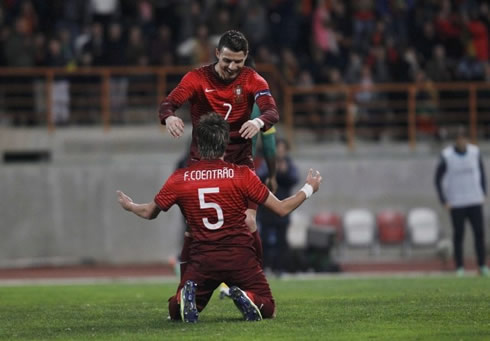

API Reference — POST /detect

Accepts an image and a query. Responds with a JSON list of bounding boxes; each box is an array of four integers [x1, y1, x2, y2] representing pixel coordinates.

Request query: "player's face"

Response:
[[215, 47, 247, 80]]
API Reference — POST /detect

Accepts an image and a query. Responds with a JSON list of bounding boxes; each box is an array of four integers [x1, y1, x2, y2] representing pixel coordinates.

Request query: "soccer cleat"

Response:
[[456, 267, 465, 277], [229, 286, 262, 321], [480, 266, 489, 277], [180, 280, 198, 323], [219, 283, 231, 299]]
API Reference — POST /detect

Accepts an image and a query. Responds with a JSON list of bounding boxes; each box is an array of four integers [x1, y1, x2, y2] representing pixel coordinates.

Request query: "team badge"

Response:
[[234, 85, 243, 104]]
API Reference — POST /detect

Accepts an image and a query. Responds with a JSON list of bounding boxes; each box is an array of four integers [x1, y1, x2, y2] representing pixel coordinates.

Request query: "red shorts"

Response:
[[168, 259, 275, 319]]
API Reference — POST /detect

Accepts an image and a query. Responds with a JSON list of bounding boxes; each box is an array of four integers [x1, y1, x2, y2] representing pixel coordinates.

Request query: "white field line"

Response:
[[0, 270, 478, 287]]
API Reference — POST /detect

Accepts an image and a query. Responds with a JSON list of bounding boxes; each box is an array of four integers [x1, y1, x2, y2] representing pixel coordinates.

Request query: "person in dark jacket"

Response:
[[257, 138, 299, 275]]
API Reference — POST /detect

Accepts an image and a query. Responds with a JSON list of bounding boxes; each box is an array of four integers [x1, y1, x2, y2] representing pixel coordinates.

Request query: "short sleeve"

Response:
[[248, 71, 272, 101], [243, 167, 270, 204], [166, 71, 198, 106], [154, 174, 179, 211]]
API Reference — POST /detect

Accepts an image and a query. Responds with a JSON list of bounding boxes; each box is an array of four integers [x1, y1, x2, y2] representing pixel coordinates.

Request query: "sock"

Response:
[[252, 231, 263, 266]]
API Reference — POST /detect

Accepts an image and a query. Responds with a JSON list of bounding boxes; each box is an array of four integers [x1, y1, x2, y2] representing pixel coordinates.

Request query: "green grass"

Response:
[[0, 276, 489, 340]]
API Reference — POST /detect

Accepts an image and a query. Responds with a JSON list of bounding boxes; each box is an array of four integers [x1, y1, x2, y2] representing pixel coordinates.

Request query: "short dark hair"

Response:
[[217, 30, 248, 54], [197, 112, 229, 159]]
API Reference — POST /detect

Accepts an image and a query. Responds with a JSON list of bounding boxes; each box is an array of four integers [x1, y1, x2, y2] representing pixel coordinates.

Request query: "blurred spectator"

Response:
[[104, 22, 125, 66], [150, 24, 175, 66], [54, 0, 90, 42], [5, 17, 34, 66], [312, 0, 339, 56], [257, 138, 299, 276], [125, 25, 148, 66], [267, 0, 300, 51], [455, 52, 485, 81], [255, 44, 279, 65], [105, 22, 128, 122], [47, 38, 70, 125], [344, 52, 363, 84], [352, 0, 375, 54], [177, 24, 216, 66], [425, 45, 453, 82], [464, 11, 488, 62], [279, 48, 301, 85], [177, 0, 206, 44], [322, 68, 347, 139], [81, 22, 105, 66], [59, 27, 75, 65], [434, 0, 464, 60], [207, 6, 236, 39], [18, 0, 38, 35], [401, 47, 421, 82], [241, 2, 268, 51], [32, 32, 47, 66], [89, 0, 120, 28], [415, 21, 441, 66], [297, 69, 323, 141], [414, 70, 439, 139], [367, 46, 391, 83], [135, 0, 155, 37]]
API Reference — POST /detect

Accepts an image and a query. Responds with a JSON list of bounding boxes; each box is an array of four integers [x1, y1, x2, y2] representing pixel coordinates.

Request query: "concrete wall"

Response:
[[1, 127, 488, 267], [0, 155, 474, 267]]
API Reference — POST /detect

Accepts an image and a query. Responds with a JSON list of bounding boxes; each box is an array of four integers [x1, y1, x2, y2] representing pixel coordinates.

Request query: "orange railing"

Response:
[[284, 82, 490, 149], [1, 65, 489, 150]]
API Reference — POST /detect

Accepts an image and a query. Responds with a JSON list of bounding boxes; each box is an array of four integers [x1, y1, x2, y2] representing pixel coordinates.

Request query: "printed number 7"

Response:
[[223, 103, 232, 120], [198, 187, 224, 230]]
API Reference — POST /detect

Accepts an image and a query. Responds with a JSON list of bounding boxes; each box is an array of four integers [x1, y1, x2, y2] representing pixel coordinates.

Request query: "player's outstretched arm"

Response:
[[117, 190, 161, 220], [263, 168, 322, 217]]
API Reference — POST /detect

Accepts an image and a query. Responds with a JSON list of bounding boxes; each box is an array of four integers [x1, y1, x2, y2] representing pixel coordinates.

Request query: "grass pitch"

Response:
[[0, 275, 489, 340]]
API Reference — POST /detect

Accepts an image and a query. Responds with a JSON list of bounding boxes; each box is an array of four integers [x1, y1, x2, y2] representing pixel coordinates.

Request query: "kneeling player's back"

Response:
[[154, 159, 269, 243]]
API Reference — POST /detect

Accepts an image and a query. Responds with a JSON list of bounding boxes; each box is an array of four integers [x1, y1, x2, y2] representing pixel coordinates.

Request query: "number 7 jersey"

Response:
[[159, 64, 279, 169], [154, 159, 269, 246]]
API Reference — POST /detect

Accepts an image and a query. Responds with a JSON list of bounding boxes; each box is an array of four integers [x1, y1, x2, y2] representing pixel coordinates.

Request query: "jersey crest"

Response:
[[234, 84, 244, 104]]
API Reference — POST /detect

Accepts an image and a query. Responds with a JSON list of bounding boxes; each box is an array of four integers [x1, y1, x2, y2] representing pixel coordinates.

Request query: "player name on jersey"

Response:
[[184, 167, 235, 181]]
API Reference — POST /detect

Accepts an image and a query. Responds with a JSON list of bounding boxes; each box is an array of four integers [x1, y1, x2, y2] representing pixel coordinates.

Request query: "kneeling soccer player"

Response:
[[117, 113, 322, 322]]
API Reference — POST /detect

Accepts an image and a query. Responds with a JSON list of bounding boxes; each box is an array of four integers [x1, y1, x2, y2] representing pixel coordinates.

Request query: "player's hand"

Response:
[[239, 120, 261, 139], [117, 190, 134, 211], [265, 176, 278, 194], [306, 168, 322, 193], [165, 116, 185, 138]]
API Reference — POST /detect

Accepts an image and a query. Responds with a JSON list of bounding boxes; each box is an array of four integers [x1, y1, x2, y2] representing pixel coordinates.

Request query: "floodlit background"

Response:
[[0, 0, 489, 273]]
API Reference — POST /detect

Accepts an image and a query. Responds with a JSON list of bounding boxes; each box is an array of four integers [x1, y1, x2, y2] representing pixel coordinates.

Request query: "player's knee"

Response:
[[261, 300, 276, 319], [168, 295, 181, 321]]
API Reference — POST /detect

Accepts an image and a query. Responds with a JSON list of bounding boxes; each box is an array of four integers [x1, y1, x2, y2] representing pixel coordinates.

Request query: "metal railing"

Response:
[[1, 65, 489, 150]]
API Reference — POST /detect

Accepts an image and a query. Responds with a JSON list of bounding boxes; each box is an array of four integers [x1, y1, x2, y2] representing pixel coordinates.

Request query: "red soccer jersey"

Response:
[[159, 64, 279, 169], [154, 159, 270, 270]]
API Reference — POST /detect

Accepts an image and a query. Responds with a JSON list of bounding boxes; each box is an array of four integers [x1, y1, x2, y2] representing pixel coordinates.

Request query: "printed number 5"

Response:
[[198, 187, 224, 230], [223, 103, 232, 120]]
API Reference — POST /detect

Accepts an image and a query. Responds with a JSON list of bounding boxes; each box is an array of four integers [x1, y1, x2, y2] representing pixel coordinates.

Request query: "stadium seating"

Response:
[[376, 209, 408, 255], [406, 207, 440, 252], [306, 211, 342, 267], [286, 211, 310, 249], [310, 211, 343, 242], [342, 209, 379, 254]]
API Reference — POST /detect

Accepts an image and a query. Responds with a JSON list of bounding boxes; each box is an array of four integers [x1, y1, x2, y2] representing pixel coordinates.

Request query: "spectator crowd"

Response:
[[1, 0, 490, 85]]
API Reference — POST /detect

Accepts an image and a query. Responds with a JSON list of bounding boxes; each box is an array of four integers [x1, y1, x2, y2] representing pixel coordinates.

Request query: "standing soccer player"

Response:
[[117, 113, 322, 322], [159, 30, 279, 272]]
